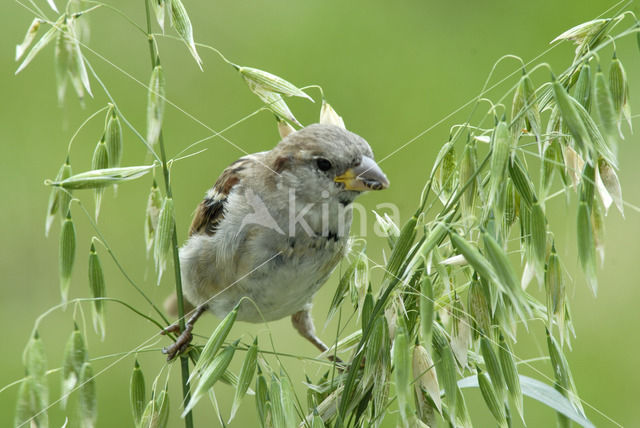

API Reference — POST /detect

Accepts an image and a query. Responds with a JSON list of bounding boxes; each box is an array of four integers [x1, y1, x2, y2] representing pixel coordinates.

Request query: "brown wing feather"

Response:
[[188, 157, 251, 236]]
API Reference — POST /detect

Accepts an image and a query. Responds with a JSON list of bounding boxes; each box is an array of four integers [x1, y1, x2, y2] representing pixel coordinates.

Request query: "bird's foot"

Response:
[[161, 323, 194, 361], [161, 304, 208, 361]]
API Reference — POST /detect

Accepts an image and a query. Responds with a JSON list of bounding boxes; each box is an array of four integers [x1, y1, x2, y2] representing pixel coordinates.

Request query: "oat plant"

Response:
[[8, 1, 640, 427]]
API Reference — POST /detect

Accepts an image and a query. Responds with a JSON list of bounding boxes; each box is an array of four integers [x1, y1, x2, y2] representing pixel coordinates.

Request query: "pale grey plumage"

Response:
[[164, 123, 388, 358]]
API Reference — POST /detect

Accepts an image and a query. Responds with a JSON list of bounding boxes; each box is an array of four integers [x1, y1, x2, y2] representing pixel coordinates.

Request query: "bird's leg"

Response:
[[161, 304, 208, 361], [291, 309, 343, 364]]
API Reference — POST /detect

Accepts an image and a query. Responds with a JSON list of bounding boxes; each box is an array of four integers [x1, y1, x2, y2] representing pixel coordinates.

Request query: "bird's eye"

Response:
[[315, 158, 332, 171]]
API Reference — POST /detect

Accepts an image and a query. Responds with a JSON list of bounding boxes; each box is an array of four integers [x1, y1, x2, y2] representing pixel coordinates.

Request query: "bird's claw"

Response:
[[161, 326, 193, 361], [161, 322, 181, 335], [161, 305, 208, 361]]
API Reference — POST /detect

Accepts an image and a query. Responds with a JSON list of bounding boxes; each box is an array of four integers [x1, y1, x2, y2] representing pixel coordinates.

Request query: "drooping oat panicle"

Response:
[[362, 315, 386, 389], [546, 329, 584, 416], [435, 144, 457, 204], [91, 138, 109, 220], [139, 399, 154, 428], [482, 231, 529, 320], [591, 196, 606, 267], [59, 213, 76, 303], [573, 62, 592, 111], [79, 362, 97, 428], [594, 161, 613, 213], [413, 344, 441, 413], [16, 17, 63, 75], [530, 201, 547, 280], [432, 324, 457, 417], [190, 305, 238, 382], [609, 52, 631, 135], [269, 374, 287, 428], [184, 341, 239, 415], [521, 72, 541, 139], [327, 252, 358, 323], [511, 76, 525, 134], [541, 140, 562, 197], [419, 275, 434, 351], [573, 100, 617, 168], [551, 16, 620, 59], [22, 332, 49, 427], [374, 211, 401, 248], [393, 324, 413, 427], [480, 337, 506, 401], [450, 232, 502, 293], [459, 143, 478, 219], [47, 165, 155, 190], [277, 117, 296, 139], [320, 100, 346, 129], [229, 338, 258, 422], [58, 158, 73, 215], [145, 180, 163, 256], [248, 85, 301, 126], [504, 179, 517, 231], [451, 298, 471, 368], [54, 22, 74, 104], [14, 376, 35, 428], [468, 277, 491, 338], [597, 158, 623, 216], [46, 158, 71, 236], [593, 65, 618, 157], [279, 371, 297, 426], [577, 163, 597, 294], [352, 251, 369, 308], [155, 386, 170, 428], [129, 360, 145, 427], [104, 105, 123, 168], [66, 18, 93, 99], [498, 334, 523, 420], [154, 196, 173, 284], [255, 368, 269, 427], [487, 117, 511, 221], [147, 65, 166, 146], [551, 74, 591, 158], [239, 66, 313, 102], [61, 325, 88, 408], [15, 19, 42, 61], [563, 144, 585, 189], [361, 288, 374, 332], [169, 0, 202, 68], [88, 243, 106, 339], [545, 242, 566, 340], [508, 155, 535, 209], [550, 19, 609, 45], [152, 0, 165, 31], [384, 214, 417, 281], [477, 367, 508, 428]]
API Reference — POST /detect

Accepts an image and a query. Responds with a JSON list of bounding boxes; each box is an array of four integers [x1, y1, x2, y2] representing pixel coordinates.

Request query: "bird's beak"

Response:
[[334, 156, 389, 191]]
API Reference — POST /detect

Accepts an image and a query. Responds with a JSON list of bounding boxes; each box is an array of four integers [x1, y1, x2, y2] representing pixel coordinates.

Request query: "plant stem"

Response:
[[143, 2, 194, 427]]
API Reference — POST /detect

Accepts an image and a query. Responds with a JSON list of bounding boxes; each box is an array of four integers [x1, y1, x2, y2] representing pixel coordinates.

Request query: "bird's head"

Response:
[[269, 124, 389, 205]]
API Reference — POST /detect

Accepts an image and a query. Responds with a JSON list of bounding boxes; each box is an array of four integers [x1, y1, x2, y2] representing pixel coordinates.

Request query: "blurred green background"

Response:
[[2, 0, 639, 427]]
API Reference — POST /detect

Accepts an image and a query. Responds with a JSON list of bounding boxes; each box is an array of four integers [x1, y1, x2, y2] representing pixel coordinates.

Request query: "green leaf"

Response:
[[458, 375, 594, 428]]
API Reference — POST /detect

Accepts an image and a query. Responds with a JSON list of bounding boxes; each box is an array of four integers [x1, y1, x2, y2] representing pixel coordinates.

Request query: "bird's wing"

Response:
[[188, 154, 263, 236]]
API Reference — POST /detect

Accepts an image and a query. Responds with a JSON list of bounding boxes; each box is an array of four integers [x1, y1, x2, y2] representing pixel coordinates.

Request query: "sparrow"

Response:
[[162, 123, 389, 360]]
